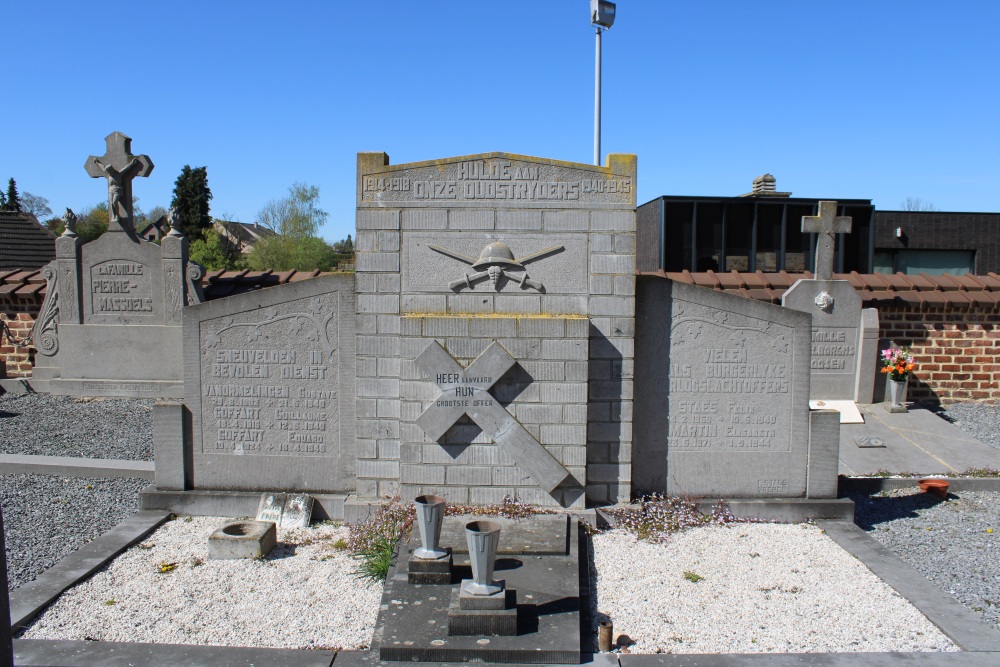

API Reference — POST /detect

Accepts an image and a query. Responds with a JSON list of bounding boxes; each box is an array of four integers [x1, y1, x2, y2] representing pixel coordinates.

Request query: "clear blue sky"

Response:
[[4, 1, 998, 243]]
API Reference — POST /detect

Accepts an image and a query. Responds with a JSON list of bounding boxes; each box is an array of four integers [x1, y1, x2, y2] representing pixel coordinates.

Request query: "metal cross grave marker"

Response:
[[801, 200, 852, 281], [85, 131, 154, 234], [414, 340, 571, 494]]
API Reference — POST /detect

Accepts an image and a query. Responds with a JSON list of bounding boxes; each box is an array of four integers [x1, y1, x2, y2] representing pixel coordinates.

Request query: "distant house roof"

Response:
[[214, 220, 276, 250], [137, 216, 167, 241], [0, 211, 56, 271]]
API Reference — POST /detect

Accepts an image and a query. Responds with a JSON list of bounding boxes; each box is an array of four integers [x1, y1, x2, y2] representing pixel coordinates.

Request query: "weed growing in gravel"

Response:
[[961, 467, 1000, 478], [682, 570, 704, 583], [348, 496, 414, 582], [447, 494, 552, 519], [609, 495, 751, 543], [157, 561, 177, 574]]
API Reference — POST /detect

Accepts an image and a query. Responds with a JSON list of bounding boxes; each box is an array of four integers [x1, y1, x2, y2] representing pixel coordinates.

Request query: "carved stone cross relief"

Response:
[[85, 131, 154, 234], [414, 340, 570, 493], [801, 200, 852, 281]]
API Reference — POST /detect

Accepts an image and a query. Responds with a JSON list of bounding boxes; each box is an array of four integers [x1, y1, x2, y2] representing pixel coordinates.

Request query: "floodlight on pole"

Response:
[[591, 1, 615, 166]]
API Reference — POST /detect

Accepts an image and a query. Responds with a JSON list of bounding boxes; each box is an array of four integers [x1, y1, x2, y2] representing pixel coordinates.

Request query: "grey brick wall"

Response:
[[355, 152, 636, 507]]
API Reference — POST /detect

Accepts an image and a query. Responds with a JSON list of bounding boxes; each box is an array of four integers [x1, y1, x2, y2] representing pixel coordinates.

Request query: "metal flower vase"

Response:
[[463, 520, 503, 596], [889, 378, 907, 410], [413, 495, 448, 560]]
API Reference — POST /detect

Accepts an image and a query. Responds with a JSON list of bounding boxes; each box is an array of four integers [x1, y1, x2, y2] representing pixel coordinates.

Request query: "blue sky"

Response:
[[3, 1, 998, 243]]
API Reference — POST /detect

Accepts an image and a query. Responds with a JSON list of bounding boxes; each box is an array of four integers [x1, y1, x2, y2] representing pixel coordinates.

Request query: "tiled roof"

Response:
[[0, 212, 56, 271], [4, 267, 1000, 308], [215, 220, 276, 246], [0, 268, 336, 302], [646, 270, 1000, 307]]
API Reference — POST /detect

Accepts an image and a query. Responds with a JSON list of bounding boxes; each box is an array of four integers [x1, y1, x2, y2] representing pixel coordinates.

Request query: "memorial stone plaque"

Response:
[[783, 280, 863, 401], [634, 280, 813, 497], [183, 275, 356, 492], [256, 493, 286, 523]]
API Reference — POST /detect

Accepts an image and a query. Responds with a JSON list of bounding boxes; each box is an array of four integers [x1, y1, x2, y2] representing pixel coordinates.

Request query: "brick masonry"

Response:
[[879, 305, 1000, 404]]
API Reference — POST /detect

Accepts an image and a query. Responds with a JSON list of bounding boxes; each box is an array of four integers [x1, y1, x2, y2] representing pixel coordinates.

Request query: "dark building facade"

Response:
[[637, 193, 874, 274], [872, 210, 1000, 275], [638, 176, 1000, 276]]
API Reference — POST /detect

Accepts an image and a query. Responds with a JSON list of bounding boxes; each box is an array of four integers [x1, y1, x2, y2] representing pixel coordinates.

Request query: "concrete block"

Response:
[[517, 318, 564, 338], [591, 234, 613, 252], [357, 294, 400, 314], [589, 296, 635, 317], [207, 521, 277, 560], [356, 209, 400, 230], [590, 210, 634, 231], [356, 459, 401, 479], [377, 231, 401, 251], [541, 295, 587, 315], [543, 210, 588, 231], [377, 315, 401, 335], [402, 294, 448, 313], [449, 210, 494, 230], [541, 339, 588, 360], [496, 210, 542, 230], [539, 382, 587, 404], [153, 401, 187, 491], [470, 317, 517, 338], [808, 410, 841, 499], [356, 252, 400, 272], [590, 275, 614, 294], [401, 464, 446, 484], [494, 295, 540, 314], [357, 335, 400, 357], [447, 294, 495, 313], [402, 209, 447, 230], [446, 465, 493, 486]]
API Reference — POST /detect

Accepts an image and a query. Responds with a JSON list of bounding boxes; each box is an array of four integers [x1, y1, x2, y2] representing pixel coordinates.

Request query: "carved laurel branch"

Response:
[[32, 263, 60, 356], [670, 316, 789, 353], [204, 300, 335, 357]]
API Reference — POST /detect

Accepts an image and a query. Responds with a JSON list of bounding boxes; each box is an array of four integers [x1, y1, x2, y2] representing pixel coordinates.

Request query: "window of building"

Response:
[[874, 250, 975, 276]]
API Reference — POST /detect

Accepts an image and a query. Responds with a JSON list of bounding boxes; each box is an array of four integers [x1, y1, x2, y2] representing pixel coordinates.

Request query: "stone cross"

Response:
[[801, 200, 851, 280], [84, 131, 154, 234], [414, 341, 570, 493]]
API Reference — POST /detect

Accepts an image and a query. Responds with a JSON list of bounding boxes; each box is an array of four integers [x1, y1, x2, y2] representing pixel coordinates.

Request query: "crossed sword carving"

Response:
[[414, 341, 571, 494], [428, 244, 563, 292]]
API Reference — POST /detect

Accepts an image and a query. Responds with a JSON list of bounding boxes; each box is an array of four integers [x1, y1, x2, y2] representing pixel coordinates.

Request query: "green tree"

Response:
[[247, 236, 336, 272], [247, 183, 336, 271], [255, 183, 328, 238], [169, 166, 213, 239], [1, 178, 21, 212], [75, 201, 110, 242], [332, 234, 354, 253], [21, 192, 51, 219], [189, 227, 248, 270]]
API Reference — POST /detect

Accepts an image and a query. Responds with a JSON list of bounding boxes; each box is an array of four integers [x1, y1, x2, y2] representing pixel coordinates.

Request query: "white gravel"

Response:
[[591, 523, 958, 654], [18, 517, 381, 650]]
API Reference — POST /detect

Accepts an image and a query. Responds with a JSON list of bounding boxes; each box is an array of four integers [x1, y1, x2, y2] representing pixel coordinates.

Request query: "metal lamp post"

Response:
[[591, 0, 616, 166]]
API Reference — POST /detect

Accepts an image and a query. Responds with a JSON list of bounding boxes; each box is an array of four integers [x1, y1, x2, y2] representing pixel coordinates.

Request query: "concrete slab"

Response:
[[140, 486, 349, 522], [818, 520, 1000, 652], [809, 399, 864, 424], [14, 638, 335, 666], [375, 518, 583, 664], [839, 406, 999, 476], [0, 453, 154, 480], [616, 653, 1000, 666], [406, 514, 571, 556], [9, 510, 171, 631]]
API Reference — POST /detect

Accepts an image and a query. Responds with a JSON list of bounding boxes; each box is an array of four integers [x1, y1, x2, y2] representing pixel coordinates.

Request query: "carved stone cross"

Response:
[[84, 131, 154, 234], [801, 200, 852, 280], [414, 341, 571, 493]]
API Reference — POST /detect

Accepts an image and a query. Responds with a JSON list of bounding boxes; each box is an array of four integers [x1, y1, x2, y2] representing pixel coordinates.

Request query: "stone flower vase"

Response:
[[413, 495, 448, 560], [463, 520, 503, 596], [889, 377, 907, 411]]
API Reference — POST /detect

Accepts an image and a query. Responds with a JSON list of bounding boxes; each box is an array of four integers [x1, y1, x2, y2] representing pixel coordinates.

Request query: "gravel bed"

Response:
[[0, 393, 153, 461], [938, 402, 1000, 452], [851, 489, 1000, 631], [2, 473, 148, 589], [18, 517, 381, 650], [591, 523, 957, 654]]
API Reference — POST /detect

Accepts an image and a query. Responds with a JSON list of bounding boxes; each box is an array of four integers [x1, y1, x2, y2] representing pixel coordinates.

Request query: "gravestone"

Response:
[[149, 274, 357, 497], [31, 132, 202, 398], [355, 152, 636, 508], [782, 201, 879, 404], [634, 278, 839, 498]]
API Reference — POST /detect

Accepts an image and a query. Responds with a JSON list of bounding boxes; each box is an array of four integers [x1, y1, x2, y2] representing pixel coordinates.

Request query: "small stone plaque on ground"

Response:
[[256, 493, 286, 524], [854, 436, 885, 448], [281, 493, 314, 528]]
